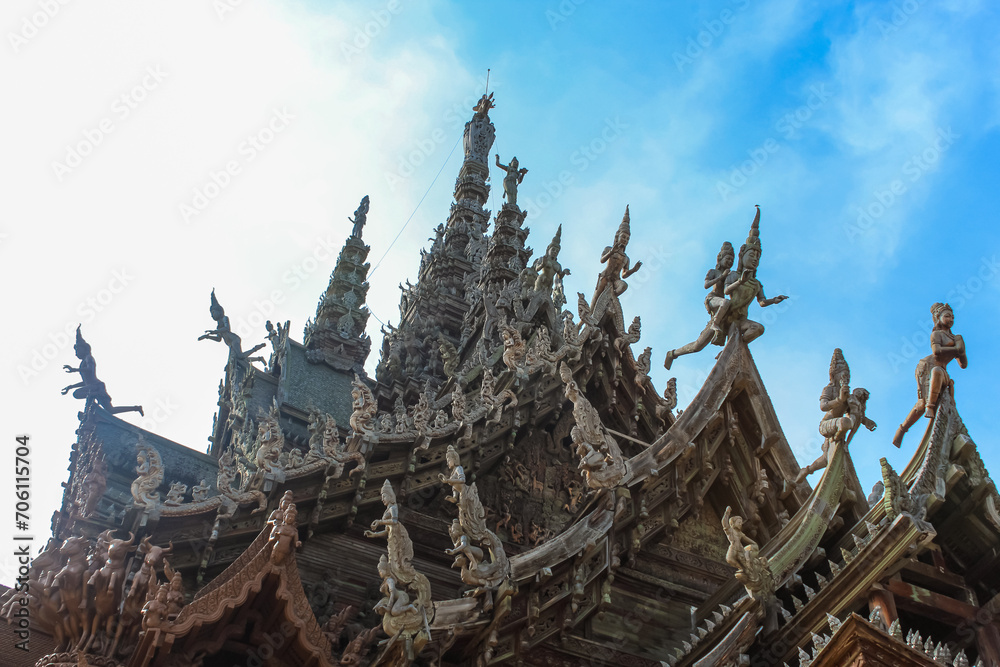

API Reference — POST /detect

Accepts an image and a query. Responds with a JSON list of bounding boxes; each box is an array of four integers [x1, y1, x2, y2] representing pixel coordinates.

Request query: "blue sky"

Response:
[[2, 0, 999, 582]]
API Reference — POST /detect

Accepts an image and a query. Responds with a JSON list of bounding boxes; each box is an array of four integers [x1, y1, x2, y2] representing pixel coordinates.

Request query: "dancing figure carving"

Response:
[[198, 290, 266, 364], [665, 207, 787, 369], [62, 326, 143, 416], [593, 206, 642, 302]]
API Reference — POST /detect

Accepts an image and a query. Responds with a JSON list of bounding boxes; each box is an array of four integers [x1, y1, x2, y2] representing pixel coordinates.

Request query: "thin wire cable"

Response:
[[369, 135, 462, 278]]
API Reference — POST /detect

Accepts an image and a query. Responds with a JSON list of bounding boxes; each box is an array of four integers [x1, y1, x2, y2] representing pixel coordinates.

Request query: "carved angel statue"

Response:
[[495, 154, 528, 207], [439, 337, 460, 378], [663, 241, 734, 369], [164, 482, 187, 506], [445, 519, 484, 572], [558, 362, 626, 488], [307, 409, 366, 479], [533, 225, 571, 295], [665, 207, 787, 369], [374, 554, 418, 617], [269, 491, 302, 564], [62, 325, 143, 416], [131, 437, 164, 509], [365, 481, 432, 657], [349, 195, 370, 239], [592, 206, 642, 303], [439, 445, 465, 504], [198, 289, 266, 364], [163, 560, 185, 617], [722, 506, 774, 601], [411, 386, 433, 441], [793, 349, 876, 485], [140, 584, 169, 631], [892, 302, 967, 447], [451, 385, 467, 422], [217, 449, 237, 494]]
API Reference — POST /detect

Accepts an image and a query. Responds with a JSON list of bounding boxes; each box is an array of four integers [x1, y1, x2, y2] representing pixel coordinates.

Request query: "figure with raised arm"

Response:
[[533, 225, 571, 295], [198, 290, 266, 363], [720, 206, 788, 340], [666, 206, 786, 369], [593, 206, 642, 302], [495, 154, 528, 207], [892, 302, 967, 447], [62, 326, 143, 416]]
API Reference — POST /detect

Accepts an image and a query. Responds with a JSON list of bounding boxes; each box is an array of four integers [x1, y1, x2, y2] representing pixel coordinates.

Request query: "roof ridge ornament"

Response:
[[664, 205, 787, 370], [592, 205, 642, 304], [62, 325, 144, 417], [790, 348, 876, 488]]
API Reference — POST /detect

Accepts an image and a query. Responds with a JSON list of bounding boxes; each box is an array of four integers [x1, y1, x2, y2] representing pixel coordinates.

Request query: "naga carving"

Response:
[[442, 446, 510, 609], [558, 362, 626, 488], [365, 480, 432, 662], [880, 458, 927, 522]]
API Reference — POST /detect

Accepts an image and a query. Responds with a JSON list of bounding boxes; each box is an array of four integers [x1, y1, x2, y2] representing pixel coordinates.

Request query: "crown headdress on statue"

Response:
[[615, 206, 631, 245], [737, 205, 762, 261], [548, 225, 562, 251]]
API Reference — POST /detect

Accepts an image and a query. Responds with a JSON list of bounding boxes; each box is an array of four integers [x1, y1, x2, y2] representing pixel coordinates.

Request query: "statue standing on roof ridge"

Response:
[[198, 289, 266, 364], [62, 326, 144, 416], [592, 206, 642, 303], [495, 153, 528, 207], [349, 195, 369, 239], [792, 348, 876, 486], [664, 206, 787, 370], [533, 225, 571, 295], [892, 302, 967, 447]]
